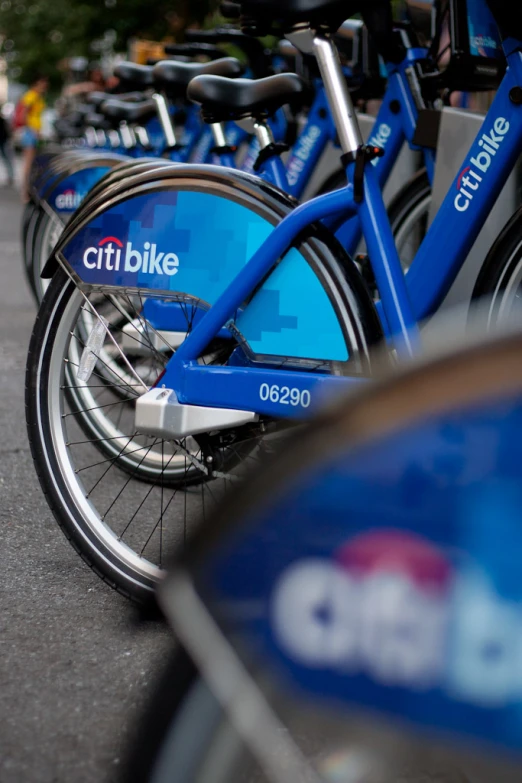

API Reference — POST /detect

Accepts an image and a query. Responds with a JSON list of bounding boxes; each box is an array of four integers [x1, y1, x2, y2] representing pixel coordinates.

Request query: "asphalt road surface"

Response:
[[0, 184, 170, 781]]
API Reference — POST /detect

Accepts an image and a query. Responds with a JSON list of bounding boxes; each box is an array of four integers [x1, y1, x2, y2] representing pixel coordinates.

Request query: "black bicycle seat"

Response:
[[240, 0, 374, 26], [84, 112, 112, 131], [163, 42, 225, 60], [114, 62, 155, 89], [152, 57, 244, 98], [100, 98, 157, 125], [185, 27, 271, 78], [89, 90, 145, 107], [238, 0, 403, 63], [188, 72, 307, 121], [54, 118, 85, 138], [64, 110, 85, 128]]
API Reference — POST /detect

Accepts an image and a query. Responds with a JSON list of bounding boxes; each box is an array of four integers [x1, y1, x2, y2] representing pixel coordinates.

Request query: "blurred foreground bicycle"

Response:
[[124, 327, 522, 782]]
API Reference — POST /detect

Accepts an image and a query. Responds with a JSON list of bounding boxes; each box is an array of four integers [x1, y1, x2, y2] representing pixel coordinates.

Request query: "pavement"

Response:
[[0, 181, 170, 781]]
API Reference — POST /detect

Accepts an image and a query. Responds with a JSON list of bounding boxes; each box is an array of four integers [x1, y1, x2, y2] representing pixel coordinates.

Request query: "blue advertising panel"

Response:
[[48, 166, 111, 215], [196, 392, 522, 753], [59, 189, 348, 362]]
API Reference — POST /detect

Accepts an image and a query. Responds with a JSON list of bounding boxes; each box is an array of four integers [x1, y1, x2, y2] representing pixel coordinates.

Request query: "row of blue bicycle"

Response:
[[21, 0, 522, 778]]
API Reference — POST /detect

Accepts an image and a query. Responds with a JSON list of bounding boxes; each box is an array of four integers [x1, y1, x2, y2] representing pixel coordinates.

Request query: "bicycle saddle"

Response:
[[89, 90, 144, 108], [163, 42, 225, 60], [54, 118, 84, 138], [240, 0, 382, 26], [185, 27, 271, 78], [152, 57, 244, 98], [187, 72, 307, 121], [61, 110, 85, 128], [114, 62, 155, 89], [238, 0, 404, 63], [100, 98, 157, 125]]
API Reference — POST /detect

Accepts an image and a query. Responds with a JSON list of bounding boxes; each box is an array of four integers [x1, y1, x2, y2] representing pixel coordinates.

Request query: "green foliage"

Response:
[[0, 0, 220, 85]]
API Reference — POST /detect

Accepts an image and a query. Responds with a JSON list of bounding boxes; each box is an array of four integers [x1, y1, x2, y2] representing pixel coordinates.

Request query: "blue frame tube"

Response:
[[258, 154, 289, 190], [175, 105, 204, 162], [170, 185, 357, 367], [189, 125, 215, 164], [167, 161, 418, 397], [333, 82, 408, 253], [405, 49, 522, 321], [284, 85, 336, 199], [213, 150, 236, 168], [356, 160, 419, 356], [175, 363, 362, 417]]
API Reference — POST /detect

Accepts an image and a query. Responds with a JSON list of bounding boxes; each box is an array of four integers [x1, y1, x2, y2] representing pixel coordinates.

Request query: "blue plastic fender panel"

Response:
[[58, 189, 349, 362], [195, 392, 522, 754], [47, 167, 111, 215]]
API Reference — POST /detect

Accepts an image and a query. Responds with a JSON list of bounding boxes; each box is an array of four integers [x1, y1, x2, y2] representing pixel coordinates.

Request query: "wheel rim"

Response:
[[35, 212, 62, 301], [41, 283, 268, 587], [393, 192, 431, 273], [487, 241, 522, 328]]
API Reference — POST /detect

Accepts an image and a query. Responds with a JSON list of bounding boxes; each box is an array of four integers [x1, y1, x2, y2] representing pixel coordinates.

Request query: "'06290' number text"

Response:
[[259, 383, 311, 408]]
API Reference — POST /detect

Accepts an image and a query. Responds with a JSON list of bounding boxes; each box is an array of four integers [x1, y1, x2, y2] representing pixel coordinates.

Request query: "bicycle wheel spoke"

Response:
[[39, 281, 270, 597]]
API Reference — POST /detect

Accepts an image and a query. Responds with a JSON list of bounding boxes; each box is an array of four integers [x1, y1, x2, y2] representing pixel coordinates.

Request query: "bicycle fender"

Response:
[[51, 164, 382, 366]]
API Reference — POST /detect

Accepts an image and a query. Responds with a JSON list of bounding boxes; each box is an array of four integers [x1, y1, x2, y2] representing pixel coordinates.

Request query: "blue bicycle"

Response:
[[26, 0, 522, 601], [124, 326, 522, 782]]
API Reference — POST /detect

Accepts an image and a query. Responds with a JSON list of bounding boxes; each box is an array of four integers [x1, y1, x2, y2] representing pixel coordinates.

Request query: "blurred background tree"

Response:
[[0, 0, 220, 86]]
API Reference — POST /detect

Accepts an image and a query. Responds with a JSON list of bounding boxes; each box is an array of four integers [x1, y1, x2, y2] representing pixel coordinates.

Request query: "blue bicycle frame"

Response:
[[155, 39, 522, 420], [254, 51, 435, 258]]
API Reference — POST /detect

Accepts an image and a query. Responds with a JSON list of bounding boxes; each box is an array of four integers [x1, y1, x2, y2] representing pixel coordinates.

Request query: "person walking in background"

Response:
[[0, 109, 14, 186], [16, 75, 48, 201]]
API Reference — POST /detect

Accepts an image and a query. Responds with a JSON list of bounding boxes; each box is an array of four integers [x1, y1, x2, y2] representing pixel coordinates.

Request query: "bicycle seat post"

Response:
[[151, 92, 177, 149], [287, 23, 419, 357], [119, 121, 136, 150], [286, 25, 362, 157]]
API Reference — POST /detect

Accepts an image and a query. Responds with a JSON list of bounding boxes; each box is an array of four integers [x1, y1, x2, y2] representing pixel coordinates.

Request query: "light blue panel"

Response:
[[61, 189, 348, 362], [236, 248, 348, 361]]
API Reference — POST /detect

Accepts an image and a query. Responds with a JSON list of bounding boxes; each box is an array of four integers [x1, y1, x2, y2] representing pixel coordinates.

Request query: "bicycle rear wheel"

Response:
[[26, 270, 267, 602], [26, 250, 377, 600]]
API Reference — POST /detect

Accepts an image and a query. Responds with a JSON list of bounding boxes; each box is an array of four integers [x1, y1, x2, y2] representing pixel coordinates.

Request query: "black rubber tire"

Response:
[[30, 208, 62, 304], [21, 200, 40, 298], [386, 168, 431, 239], [26, 270, 157, 603], [315, 167, 431, 278], [314, 167, 431, 241], [471, 205, 522, 327], [26, 216, 382, 602]]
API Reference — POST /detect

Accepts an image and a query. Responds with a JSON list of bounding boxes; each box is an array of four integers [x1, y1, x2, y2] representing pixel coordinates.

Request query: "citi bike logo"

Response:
[[287, 125, 321, 186], [369, 123, 391, 166], [454, 117, 510, 212], [55, 189, 84, 210], [272, 529, 522, 706], [82, 236, 180, 275]]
